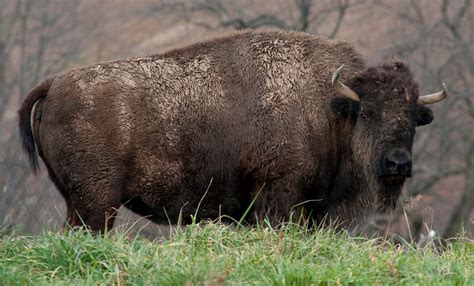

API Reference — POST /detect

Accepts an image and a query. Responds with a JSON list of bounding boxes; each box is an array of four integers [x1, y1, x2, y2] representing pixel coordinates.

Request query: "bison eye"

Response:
[[360, 112, 369, 121]]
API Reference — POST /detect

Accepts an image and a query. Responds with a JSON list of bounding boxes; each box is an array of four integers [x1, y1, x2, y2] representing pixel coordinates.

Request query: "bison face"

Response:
[[330, 62, 446, 208]]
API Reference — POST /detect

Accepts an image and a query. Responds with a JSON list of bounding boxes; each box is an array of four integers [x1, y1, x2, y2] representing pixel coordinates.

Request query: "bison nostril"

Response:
[[384, 148, 412, 174], [385, 157, 397, 169]]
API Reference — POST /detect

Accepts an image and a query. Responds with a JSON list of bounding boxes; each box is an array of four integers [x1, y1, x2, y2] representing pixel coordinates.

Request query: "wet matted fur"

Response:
[[19, 29, 439, 231]]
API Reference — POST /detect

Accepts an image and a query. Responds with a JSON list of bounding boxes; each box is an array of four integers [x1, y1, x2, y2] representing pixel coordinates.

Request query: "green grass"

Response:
[[0, 222, 472, 285]]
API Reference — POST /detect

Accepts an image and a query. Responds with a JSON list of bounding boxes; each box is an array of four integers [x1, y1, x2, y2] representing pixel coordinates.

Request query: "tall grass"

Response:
[[0, 221, 472, 285]]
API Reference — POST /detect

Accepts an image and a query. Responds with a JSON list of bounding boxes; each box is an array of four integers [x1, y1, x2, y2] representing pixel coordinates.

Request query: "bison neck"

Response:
[[302, 119, 383, 224]]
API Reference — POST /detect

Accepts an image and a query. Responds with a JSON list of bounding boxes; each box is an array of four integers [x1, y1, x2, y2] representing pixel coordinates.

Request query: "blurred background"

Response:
[[0, 0, 472, 240]]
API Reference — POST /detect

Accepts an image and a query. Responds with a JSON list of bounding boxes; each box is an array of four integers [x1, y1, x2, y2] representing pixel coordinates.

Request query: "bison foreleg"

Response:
[[249, 179, 302, 226]]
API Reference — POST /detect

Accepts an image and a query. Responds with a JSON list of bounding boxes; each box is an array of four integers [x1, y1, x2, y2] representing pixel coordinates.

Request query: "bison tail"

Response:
[[18, 78, 53, 174]]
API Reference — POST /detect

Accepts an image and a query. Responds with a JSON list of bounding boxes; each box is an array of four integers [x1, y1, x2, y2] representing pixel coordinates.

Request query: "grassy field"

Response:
[[0, 222, 472, 285]]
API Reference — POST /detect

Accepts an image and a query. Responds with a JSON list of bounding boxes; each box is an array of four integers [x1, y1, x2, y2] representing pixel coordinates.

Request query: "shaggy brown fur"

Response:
[[19, 30, 437, 231]]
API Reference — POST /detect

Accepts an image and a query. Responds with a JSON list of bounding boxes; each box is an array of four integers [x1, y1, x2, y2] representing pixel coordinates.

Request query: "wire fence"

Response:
[[0, 155, 64, 234]]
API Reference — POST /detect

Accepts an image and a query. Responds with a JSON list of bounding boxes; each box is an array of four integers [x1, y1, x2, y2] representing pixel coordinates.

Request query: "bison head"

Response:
[[330, 62, 446, 209]]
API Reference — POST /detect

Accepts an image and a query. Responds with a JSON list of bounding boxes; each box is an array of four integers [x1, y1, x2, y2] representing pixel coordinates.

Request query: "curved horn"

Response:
[[332, 64, 360, 102], [417, 83, 448, 105]]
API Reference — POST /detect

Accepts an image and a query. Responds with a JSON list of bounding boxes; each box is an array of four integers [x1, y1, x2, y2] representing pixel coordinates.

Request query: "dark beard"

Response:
[[377, 184, 403, 212]]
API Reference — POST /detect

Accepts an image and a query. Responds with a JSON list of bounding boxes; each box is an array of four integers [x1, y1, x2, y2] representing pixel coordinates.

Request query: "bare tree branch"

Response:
[[293, 0, 312, 31], [328, 0, 349, 38]]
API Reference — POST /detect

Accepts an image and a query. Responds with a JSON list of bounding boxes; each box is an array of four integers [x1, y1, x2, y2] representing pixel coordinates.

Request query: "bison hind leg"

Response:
[[64, 201, 120, 234], [62, 182, 122, 233]]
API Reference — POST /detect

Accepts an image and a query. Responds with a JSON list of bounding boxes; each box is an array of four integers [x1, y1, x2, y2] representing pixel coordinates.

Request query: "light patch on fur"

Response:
[[73, 63, 144, 147], [115, 94, 132, 147], [405, 89, 411, 102], [251, 37, 311, 113], [120, 72, 137, 88], [134, 56, 225, 146], [76, 65, 112, 107], [73, 113, 97, 133], [76, 78, 95, 107], [113, 70, 137, 146], [77, 79, 88, 92]]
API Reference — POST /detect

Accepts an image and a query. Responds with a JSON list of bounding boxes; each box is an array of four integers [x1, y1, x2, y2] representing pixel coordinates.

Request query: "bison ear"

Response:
[[416, 105, 434, 126], [330, 97, 358, 119]]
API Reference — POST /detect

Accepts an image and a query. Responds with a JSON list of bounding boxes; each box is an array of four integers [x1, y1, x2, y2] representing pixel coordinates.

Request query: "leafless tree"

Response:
[[148, 0, 353, 37], [0, 0, 87, 233]]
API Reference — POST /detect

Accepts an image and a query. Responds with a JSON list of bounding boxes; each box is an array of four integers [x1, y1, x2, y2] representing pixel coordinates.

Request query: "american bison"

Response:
[[19, 30, 446, 232]]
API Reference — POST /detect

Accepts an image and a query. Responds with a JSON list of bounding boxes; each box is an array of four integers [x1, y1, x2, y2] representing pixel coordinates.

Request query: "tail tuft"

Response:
[[18, 78, 53, 173]]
